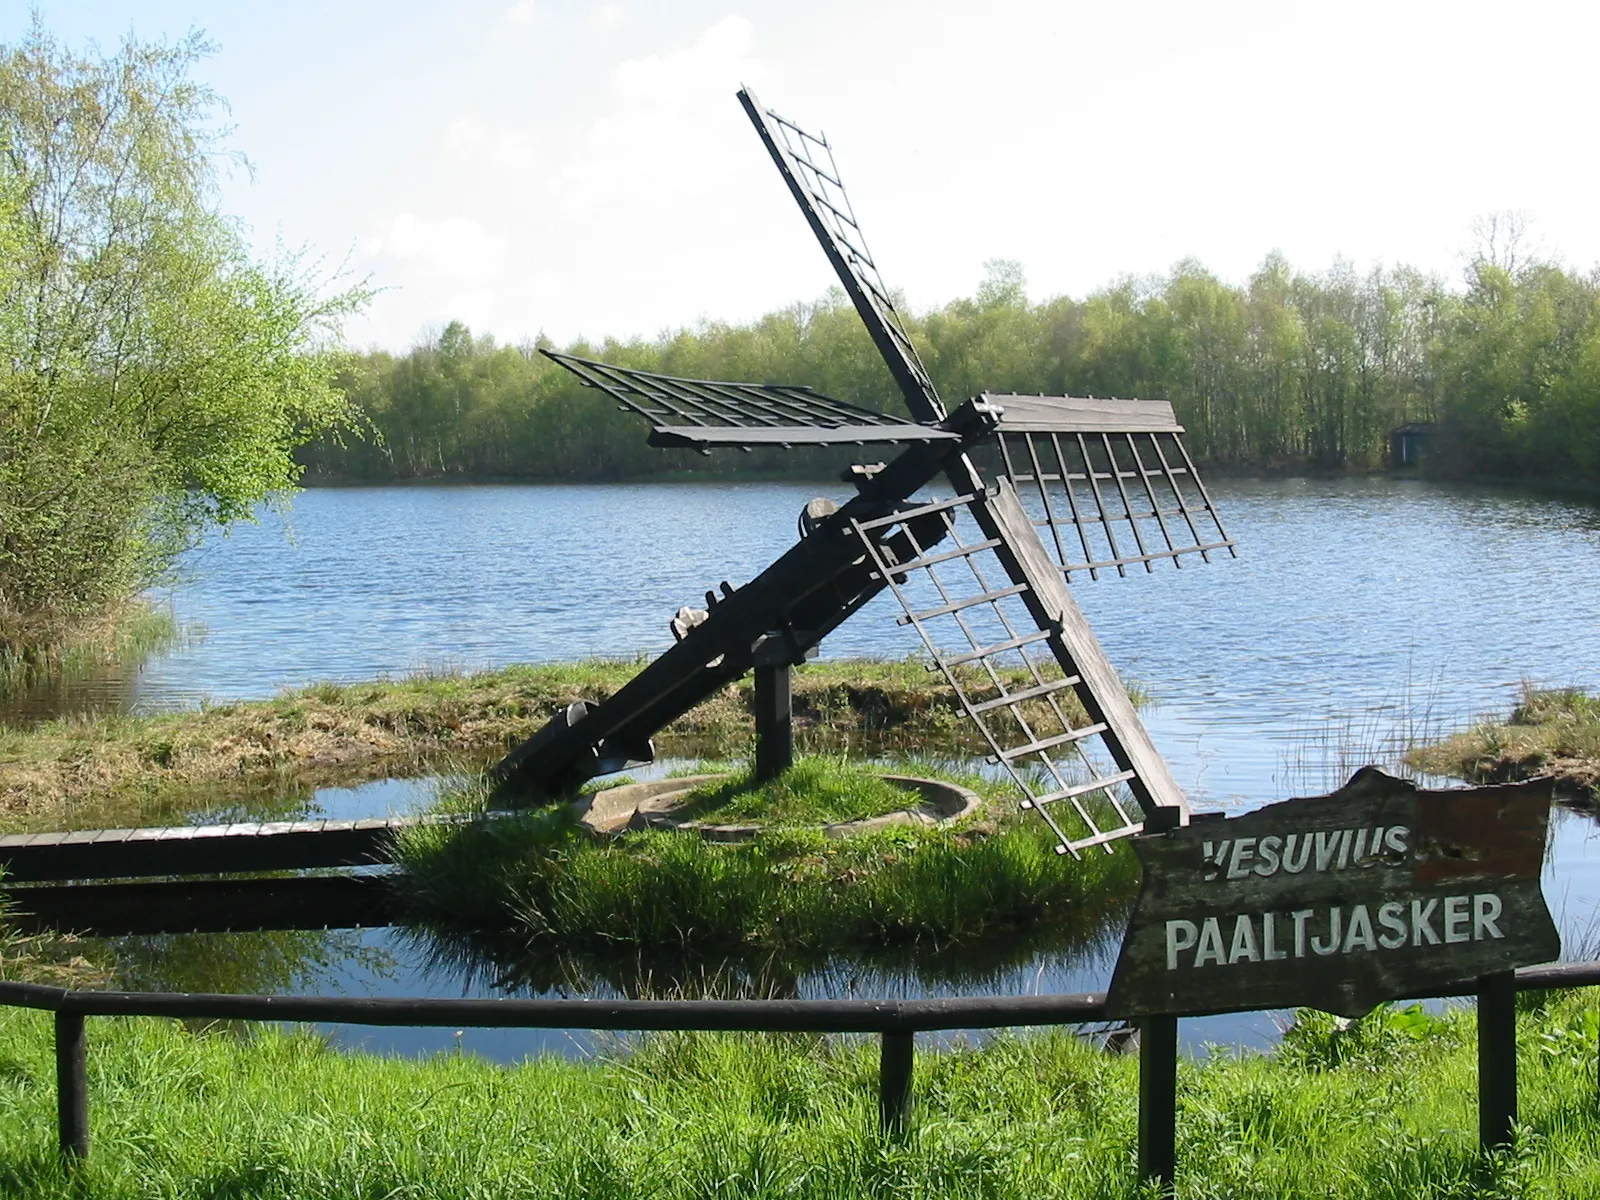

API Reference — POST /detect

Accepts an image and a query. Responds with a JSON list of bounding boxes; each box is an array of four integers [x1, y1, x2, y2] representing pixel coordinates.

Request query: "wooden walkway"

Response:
[[0, 814, 488, 936], [3, 875, 400, 936], [0, 815, 454, 882]]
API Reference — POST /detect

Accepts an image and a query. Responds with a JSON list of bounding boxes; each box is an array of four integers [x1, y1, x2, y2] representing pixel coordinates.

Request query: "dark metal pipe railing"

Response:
[[4, 960, 1598, 1183]]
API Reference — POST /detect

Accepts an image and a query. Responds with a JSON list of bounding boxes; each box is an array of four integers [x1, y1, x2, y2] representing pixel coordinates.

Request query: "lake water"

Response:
[[44, 476, 1600, 1058]]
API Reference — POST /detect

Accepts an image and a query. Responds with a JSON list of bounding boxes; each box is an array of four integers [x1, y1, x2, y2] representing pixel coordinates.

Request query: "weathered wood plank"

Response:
[[1106, 770, 1560, 1019], [978, 479, 1187, 815], [0, 821, 405, 882], [3, 874, 401, 936], [982, 393, 1183, 434]]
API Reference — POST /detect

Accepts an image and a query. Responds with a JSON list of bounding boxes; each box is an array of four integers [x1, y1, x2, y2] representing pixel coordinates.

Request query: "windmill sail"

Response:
[[985, 395, 1236, 579], [851, 480, 1186, 856], [543, 352, 958, 450], [739, 88, 944, 424]]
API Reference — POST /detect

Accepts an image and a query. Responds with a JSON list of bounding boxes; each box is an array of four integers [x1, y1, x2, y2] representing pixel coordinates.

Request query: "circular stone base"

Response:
[[568, 773, 983, 841]]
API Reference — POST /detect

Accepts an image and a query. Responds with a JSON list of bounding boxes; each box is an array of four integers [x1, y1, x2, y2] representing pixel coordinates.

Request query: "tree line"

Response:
[[303, 249, 1600, 486]]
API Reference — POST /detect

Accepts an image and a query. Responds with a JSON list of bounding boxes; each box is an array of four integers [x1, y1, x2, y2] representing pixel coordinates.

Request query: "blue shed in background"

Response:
[[1390, 422, 1432, 467]]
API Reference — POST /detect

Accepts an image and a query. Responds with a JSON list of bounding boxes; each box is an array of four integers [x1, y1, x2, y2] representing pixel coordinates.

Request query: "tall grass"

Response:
[[0, 991, 1596, 1197], [1407, 684, 1600, 799], [0, 602, 179, 704]]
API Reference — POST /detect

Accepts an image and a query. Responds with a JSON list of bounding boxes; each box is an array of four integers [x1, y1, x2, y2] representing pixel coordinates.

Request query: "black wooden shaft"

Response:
[[55, 1010, 87, 1163], [1137, 1015, 1178, 1194], [879, 1030, 914, 1135], [753, 662, 793, 782], [1478, 971, 1518, 1151], [492, 420, 993, 801]]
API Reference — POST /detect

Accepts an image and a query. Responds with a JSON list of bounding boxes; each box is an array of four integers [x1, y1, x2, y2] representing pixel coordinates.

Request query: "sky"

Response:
[[10, 1, 1600, 352]]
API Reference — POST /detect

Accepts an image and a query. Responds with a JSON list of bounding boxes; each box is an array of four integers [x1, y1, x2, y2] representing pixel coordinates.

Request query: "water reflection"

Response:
[[398, 889, 1131, 1002], [89, 929, 396, 996]]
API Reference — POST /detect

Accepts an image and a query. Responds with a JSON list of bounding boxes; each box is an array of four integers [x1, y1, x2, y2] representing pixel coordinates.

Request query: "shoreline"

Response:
[[294, 465, 1600, 506], [0, 658, 1117, 833]]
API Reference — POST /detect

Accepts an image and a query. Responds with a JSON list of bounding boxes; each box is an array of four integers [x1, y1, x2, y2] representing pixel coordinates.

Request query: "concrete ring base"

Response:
[[568, 773, 983, 841]]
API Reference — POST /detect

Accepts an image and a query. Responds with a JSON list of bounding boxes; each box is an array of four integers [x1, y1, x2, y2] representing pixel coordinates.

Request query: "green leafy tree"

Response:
[[0, 22, 364, 651]]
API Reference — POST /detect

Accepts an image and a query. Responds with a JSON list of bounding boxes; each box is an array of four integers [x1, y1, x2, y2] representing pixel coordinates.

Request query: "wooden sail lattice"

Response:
[[986, 396, 1236, 580], [544, 352, 958, 450], [740, 90, 944, 425], [852, 487, 1167, 855]]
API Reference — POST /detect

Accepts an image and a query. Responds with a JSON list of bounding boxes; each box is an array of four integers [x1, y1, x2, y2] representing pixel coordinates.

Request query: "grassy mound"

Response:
[[0, 993, 1596, 1197], [396, 760, 1137, 956], [1406, 685, 1600, 798], [673, 757, 921, 825]]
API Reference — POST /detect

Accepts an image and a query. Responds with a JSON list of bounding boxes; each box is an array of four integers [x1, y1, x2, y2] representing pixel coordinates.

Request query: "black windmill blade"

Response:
[[738, 88, 944, 425], [541, 351, 960, 450]]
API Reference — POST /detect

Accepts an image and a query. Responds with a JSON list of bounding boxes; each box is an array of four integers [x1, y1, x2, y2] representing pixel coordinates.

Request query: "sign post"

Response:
[[1106, 769, 1559, 1188]]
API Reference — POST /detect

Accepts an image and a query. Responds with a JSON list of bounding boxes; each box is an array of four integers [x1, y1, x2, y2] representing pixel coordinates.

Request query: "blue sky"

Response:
[[10, 1, 1599, 352]]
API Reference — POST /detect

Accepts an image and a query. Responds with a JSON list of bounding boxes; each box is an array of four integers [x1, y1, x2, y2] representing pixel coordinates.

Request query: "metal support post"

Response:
[[1479, 971, 1517, 1151], [879, 1030, 914, 1136], [55, 1010, 88, 1164], [1138, 1014, 1178, 1195]]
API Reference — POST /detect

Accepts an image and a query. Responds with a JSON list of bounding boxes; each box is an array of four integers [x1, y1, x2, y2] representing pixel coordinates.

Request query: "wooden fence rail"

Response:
[[3, 960, 1598, 1190]]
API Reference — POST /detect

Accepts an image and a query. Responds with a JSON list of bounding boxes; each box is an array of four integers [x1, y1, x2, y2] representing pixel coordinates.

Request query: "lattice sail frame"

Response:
[[985, 395, 1234, 579], [851, 478, 1194, 856], [543, 351, 957, 450], [740, 89, 944, 424]]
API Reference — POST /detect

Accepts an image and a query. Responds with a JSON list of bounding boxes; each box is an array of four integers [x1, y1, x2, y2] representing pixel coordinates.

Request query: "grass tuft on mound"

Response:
[[674, 757, 919, 825], [1406, 684, 1600, 798], [395, 759, 1137, 955]]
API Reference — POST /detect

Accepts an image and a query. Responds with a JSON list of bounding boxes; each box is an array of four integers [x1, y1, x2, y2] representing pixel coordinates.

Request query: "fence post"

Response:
[[1138, 1014, 1178, 1195], [55, 1009, 88, 1164], [1478, 971, 1517, 1151], [878, 1029, 913, 1136]]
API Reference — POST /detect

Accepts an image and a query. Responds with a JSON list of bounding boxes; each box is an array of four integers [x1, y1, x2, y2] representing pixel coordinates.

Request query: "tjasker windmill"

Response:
[[493, 89, 1235, 856]]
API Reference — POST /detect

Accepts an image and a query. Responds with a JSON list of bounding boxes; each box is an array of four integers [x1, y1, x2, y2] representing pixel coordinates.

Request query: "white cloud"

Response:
[[595, 3, 622, 28], [447, 117, 539, 173], [504, 1, 536, 25], [557, 16, 771, 214], [366, 214, 508, 281]]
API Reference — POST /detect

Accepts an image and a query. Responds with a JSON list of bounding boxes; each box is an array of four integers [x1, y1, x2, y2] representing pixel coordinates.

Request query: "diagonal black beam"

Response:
[[490, 408, 999, 801]]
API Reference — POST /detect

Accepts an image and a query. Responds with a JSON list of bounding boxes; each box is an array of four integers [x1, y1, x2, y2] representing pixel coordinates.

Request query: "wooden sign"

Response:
[[1105, 768, 1559, 1019]]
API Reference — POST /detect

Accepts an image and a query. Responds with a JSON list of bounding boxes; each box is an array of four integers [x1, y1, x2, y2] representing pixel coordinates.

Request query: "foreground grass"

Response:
[[0, 657, 1113, 832], [1407, 686, 1600, 799], [397, 760, 1136, 958], [0, 994, 1596, 1197]]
